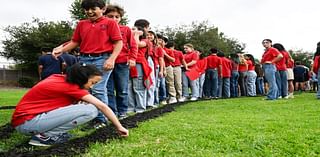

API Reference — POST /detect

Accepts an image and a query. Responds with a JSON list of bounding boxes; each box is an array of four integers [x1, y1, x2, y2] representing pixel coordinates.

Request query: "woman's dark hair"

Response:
[[314, 46, 320, 59], [165, 41, 175, 48], [230, 53, 240, 64], [66, 63, 102, 88], [81, 0, 106, 10], [245, 54, 256, 66], [272, 43, 285, 51]]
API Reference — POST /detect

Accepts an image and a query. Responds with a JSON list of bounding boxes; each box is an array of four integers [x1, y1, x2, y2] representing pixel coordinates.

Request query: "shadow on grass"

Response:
[[0, 101, 185, 157], [0, 123, 15, 140], [0, 106, 16, 110]]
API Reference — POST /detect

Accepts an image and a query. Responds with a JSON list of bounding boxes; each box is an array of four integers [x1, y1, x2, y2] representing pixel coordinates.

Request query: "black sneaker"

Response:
[[28, 133, 70, 147]]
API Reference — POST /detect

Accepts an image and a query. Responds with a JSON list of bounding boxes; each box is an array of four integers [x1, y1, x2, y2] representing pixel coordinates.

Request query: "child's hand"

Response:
[[127, 59, 136, 67], [117, 126, 129, 137], [104, 58, 115, 70], [52, 45, 63, 59]]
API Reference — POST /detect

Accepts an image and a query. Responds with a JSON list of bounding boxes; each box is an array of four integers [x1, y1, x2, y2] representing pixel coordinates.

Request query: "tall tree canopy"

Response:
[[158, 21, 245, 56], [1, 19, 73, 70]]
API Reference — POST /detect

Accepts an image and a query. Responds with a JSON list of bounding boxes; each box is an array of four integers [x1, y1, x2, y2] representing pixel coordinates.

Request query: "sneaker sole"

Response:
[[29, 140, 51, 147]]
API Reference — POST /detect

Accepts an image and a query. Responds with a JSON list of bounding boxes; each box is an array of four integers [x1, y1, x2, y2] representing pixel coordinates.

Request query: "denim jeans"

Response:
[[128, 64, 147, 113], [107, 63, 129, 116], [159, 76, 167, 101], [154, 66, 160, 105], [204, 69, 219, 97], [230, 70, 239, 97], [182, 71, 199, 98], [275, 70, 288, 97], [239, 71, 247, 96], [147, 57, 156, 107], [256, 77, 265, 95], [246, 70, 257, 96], [198, 73, 205, 98], [16, 104, 98, 137], [263, 64, 278, 100], [79, 54, 112, 122], [317, 69, 320, 99], [218, 77, 230, 98]]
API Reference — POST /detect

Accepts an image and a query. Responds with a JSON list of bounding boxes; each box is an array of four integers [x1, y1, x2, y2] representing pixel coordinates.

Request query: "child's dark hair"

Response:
[[66, 63, 102, 88], [217, 52, 225, 57], [165, 41, 175, 48], [134, 19, 149, 40], [210, 48, 218, 54], [262, 39, 272, 44], [105, 4, 124, 17], [230, 53, 240, 64], [272, 43, 285, 51], [245, 54, 256, 66], [81, 0, 106, 10]]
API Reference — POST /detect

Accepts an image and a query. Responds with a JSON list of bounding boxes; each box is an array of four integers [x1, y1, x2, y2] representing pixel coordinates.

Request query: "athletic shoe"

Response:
[[190, 97, 198, 101], [168, 97, 177, 104], [28, 133, 69, 147], [178, 97, 187, 102]]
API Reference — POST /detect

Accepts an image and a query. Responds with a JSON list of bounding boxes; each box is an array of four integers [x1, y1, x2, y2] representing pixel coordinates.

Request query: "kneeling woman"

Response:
[[11, 63, 129, 146]]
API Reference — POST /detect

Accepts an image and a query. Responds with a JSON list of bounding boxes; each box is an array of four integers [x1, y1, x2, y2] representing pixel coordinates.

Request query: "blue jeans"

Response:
[[16, 104, 98, 137], [218, 77, 230, 98], [276, 70, 288, 97], [317, 69, 320, 99], [128, 64, 147, 113], [204, 69, 218, 97], [159, 76, 167, 101], [239, 71, 247, 96], [246, 70, 257, 96], [154, 66, 160, 105], [107, 63, 129, 116], [182, 71, 199, 98], [230, 70, 239, 97], [263, 64, 278, 100], [147, 57, 156, 107], [256, 77, 265, 95], [79, 54, 112, 122], [198, 73, 205, 98]]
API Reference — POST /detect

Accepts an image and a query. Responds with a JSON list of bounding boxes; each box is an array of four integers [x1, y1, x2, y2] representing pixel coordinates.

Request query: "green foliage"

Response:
[[1, 19, 73, 70], [289, 49, 313, 68], [158, 21, 245, 56], [17, 77, 36, 88]]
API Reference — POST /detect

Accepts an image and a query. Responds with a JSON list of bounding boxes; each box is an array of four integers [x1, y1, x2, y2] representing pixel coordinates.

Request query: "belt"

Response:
[[80, 52, 110, 57]]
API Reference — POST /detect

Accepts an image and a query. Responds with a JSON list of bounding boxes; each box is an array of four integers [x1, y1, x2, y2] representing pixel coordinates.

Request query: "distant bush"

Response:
[[18, 77, 35, 88]]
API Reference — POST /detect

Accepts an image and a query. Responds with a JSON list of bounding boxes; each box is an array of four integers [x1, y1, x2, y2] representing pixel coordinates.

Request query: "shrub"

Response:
[[18, 77, 35, 88]]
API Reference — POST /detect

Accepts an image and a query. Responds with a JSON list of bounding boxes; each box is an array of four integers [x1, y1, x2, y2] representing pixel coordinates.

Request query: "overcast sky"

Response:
[[1, 0, 320, 64]]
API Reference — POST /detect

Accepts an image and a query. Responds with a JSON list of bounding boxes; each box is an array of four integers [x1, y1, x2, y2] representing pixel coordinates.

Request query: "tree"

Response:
[[69, 0, 129, 25], [157, 21, 245, 56], [1, 19, 73, 70], [289, 49, 313, 68]]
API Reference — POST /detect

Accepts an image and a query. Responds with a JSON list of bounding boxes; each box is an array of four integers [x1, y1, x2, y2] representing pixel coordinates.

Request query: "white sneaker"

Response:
[[168, 97, 177, 104], [288, 93, 294, 98], [283, 95, 289, 99], [178, 97, 186, 102], [160, 100, 167, 105], [278, 96, 282, 99], [190, 97, 198, 101]]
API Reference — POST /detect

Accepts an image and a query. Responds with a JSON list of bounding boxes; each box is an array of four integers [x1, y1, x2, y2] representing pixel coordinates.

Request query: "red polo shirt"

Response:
[[261, 47, 281, 64], [172, 50, 184, 67], [153, 46, 164, 66], [164, 48, 175, 67], [11, 75, 89, 127], [276, 50, 289, 71], [247, 60, 255, 71], [220, 57, 232, 78], [184, 51, 199, 69], [72, 16, 122, 53], [115, 25, 138, 63], [206, 54, 221, 69], [238, 61, 248, 72]]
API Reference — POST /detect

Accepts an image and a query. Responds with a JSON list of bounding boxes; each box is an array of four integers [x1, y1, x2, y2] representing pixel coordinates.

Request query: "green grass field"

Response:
[[1, 89, 320, 156]]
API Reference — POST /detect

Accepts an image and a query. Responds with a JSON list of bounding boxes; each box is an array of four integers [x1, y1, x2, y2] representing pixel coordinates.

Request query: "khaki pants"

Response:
[[173, 66, 182, 98], [165, 66, 176, 97]]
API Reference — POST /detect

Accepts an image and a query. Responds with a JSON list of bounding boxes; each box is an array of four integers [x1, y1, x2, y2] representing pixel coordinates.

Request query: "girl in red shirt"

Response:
[[12, 63, 128, 146], [244, 54, 257, 96]]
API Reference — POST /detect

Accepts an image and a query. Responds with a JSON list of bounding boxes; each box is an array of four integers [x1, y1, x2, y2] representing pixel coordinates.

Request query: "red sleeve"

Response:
[[72, 21, 82, 43], [108, 20, 122, 41], [313, 56, 320, 74], [127, 27, 138, 61]]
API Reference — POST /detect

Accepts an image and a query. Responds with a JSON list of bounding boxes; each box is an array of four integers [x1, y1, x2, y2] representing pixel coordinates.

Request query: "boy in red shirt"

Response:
[[204, 48, 221, 98], [217, 52, 232, 98], [104, 5, 138, 119], [12, 63, 128, 146], [53, 0, 123, 127]]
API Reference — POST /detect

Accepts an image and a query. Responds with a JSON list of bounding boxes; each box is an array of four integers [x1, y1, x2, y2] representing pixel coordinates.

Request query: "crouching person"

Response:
[[11, 63, 129, 146]]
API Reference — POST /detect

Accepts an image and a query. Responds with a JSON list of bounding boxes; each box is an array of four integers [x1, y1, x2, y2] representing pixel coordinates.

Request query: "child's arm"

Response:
[[104, 40, 123, 70], [52, 41, 79, 58], [81, 94, 129, 137]]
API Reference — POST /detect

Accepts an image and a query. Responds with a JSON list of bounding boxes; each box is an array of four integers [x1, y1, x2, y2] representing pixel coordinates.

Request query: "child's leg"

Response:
[[16, 104, 98, 137]]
